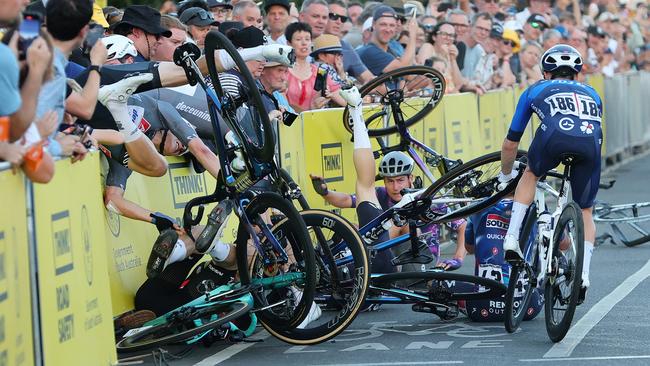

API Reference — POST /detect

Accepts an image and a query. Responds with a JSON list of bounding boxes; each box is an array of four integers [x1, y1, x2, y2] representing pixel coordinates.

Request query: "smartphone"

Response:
[[18, 14, 41, 60], [282, 110, 299, 126], [313, 66, 328, 97], [83, 23, 105, 56]]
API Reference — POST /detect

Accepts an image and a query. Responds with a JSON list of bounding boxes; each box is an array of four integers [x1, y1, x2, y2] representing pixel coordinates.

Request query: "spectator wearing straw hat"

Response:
[[179, 7, 219, 48], [311, 34, 347, 86], [112, 5, 172, 61]]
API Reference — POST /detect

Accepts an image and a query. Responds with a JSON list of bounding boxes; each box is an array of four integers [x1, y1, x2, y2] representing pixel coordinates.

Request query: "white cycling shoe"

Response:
[[98, 73, 154, 105], [289, 286, 322, 328], [503, 234, 524, 262], [262, 44, 295, 66], [339, 86, 362, 108]]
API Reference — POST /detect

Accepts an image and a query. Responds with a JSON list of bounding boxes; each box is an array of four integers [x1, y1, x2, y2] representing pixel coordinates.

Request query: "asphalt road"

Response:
[[121, 152, 650, 366]]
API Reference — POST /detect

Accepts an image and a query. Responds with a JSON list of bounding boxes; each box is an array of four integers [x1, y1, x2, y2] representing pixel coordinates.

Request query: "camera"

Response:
[[18, 13, 42, 60]]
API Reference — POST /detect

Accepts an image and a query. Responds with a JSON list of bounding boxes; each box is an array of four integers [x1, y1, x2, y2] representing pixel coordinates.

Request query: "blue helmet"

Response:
[[540, 44, 583, 74]]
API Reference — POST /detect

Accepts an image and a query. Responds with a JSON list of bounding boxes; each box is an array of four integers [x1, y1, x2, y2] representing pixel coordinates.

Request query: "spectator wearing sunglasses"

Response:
[[232, 1, 263, 30], [179, 7, 219, 49], [112, 5, 172, 62], [264, 0, 291, 44], [488, 23, 516, 89], [325, 0, 375, 84], [357, 6, 418, 76], [207, 0, 233, 23], [385, 0, 407, 58], [521, 13, 548, 46]]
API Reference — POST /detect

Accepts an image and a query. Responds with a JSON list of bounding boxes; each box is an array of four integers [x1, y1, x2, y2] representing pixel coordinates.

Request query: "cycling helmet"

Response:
[[539, 44, 583, 75], [378, 151, 414, 177], [101, 35, 138, 62]]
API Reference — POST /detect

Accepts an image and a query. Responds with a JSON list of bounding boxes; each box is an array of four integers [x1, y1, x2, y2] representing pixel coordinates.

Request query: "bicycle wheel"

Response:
[[116, 301, 250, 353], [420, 150, 527, 224], [504, 205, 539, 333], [372, 271, 506, 301], [545, 202, 584, 342], [254, 210, 370, 344], [204, 30, 275, 163], [235, 192, 317, 332], [342, 66, 446, 137]]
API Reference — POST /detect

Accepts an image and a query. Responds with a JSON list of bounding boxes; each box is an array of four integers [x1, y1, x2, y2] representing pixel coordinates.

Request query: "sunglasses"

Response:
[[190, 10, 216, 21], [397, 16, 407, 24], [529, 21, 546, 30], [502, 39, 516, 47], [329, 13, 349, 22]]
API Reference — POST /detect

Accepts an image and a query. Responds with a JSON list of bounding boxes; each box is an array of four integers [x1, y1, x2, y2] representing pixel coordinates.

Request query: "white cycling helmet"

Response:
[[539, 44, 583, 75], [378, 151, 414, 177], [101, 35, 138, 62]]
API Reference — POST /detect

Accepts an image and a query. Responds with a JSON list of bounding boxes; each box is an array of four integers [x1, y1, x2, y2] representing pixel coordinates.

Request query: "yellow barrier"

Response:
[[0, 169, 34, 366], [32, 155, 116, 365]]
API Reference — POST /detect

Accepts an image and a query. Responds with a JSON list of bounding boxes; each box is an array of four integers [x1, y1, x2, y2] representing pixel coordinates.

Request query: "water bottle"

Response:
[[225, 131, 246, 173]]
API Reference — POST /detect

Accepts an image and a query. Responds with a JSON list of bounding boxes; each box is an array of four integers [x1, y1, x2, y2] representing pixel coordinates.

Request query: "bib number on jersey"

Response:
[[478, 264, 503, 292], [544, 92, 601, 122]]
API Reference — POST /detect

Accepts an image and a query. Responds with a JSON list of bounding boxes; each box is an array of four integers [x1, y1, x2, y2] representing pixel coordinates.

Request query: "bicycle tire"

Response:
[[116, 301, 250, 353], [504, 204, 539, 333], [420, 150, 527, 224], [257, 210, 370, 345], [372, 271, 506, 301], [342, 66, 446, 137], [545, 202, 584, 342], [235, 192, 317, 331], [204, 30, 275, 163]]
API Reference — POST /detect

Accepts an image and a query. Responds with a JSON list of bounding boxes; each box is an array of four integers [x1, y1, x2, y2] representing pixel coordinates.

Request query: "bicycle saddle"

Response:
[[559, 153, 584, 165]]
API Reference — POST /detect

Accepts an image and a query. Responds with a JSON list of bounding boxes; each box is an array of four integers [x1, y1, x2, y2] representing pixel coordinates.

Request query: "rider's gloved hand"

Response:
[[437, 258, 463, 271], [497, 169, 518, 191], [309, 174, 328, 196], [150, 211, 178, 233]]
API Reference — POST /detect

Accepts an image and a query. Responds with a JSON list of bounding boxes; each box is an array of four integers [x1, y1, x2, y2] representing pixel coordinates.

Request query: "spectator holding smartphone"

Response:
[[285, 22, 345, 112]]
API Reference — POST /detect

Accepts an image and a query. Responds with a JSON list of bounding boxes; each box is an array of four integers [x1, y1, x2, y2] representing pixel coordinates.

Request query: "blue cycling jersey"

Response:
[[461, 199, 543, 322], [507, 79, 603, 142]]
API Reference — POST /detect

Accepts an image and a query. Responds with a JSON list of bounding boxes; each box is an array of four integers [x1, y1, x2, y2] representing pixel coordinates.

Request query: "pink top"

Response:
[[286, 64, 341, 111]]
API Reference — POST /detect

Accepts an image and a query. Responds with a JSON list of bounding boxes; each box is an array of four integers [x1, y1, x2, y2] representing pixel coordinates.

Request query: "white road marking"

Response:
[[192, 330, 270, 366], [522, 355, 650, 362], [309, 362, 463, 366], [543, 259, 650, 358]]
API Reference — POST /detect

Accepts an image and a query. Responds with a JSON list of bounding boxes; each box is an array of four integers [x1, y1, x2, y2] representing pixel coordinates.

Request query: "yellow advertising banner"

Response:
[[32, 155, 116, 365], [478, 90, 502, 153], [0, 169, 34, 366], [442, 93, 480, 162]]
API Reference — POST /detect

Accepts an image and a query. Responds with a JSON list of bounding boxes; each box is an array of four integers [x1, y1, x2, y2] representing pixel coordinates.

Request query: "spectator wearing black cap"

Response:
[[179, 7, 219, 48], [113, 5, 172, 61], [264, 0, 291, 44], [522, 13, 548, 46], [325, 0, 374, 84], [357, 5, 418, 76], [207, 0, 233, 24], [514, 0, 554, 30], [232, 1, 263, 30]]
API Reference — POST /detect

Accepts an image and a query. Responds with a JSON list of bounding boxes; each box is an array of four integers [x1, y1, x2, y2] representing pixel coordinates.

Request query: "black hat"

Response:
[[113, 5, 172, 37], [264, 0, 291, 13], [207, 0, 233, 10], [527, 13, 549, 29], [218, 21, 244, 34], [180, 7, 220, 27], [587, 25, 608, 38], [490, 23, 504, 38], [227, 26, 267, 48]]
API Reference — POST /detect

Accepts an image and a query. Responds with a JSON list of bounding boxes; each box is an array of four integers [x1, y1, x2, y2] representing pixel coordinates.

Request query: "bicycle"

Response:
[[118, 32, 318, 351], [341, 66, 461, 186], [593, 181, 650, 247], [503, 157, 585, 342]]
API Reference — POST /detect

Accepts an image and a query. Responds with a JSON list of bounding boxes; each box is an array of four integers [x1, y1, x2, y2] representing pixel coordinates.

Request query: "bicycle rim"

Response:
[[420, 150, 527, 224], [544, 202, 584, 342], [372, 271, 506, 302], [116, 301, 250, 353], [204, 30, 275, 162], [235, 192, 316, 332], [262, 210, 370, 344], [504, 263, 534, 333], [342, 66, 446, 137]]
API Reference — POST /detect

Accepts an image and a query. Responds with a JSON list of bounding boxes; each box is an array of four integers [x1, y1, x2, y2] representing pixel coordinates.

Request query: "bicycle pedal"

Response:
[[504, 250, 524, 263]]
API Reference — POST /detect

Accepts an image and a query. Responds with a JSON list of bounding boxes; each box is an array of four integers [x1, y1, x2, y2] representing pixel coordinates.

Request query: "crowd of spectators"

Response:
[[1, 0, 650, 176]]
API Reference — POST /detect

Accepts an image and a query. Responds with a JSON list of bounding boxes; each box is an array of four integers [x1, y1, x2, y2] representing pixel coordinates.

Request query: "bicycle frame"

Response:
[[594, 202, 650, 247]]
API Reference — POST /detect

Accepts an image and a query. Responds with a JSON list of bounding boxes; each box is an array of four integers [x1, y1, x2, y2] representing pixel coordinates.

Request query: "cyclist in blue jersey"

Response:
[[310, 150, 467, 273], [461, 198, 543, 322], [499, 44, 603, 302]]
